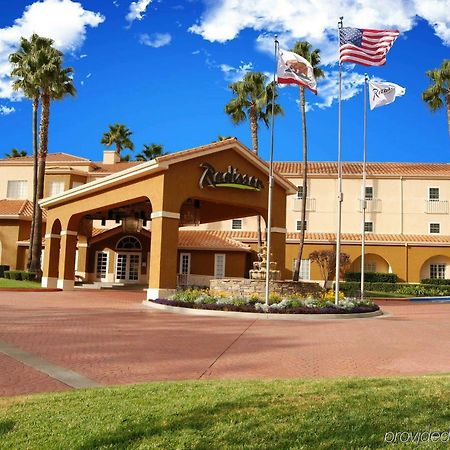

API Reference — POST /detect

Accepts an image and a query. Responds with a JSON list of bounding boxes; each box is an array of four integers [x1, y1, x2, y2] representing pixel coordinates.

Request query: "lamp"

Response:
[[180, 199, 200, 226], [122, 216, 143, 233]]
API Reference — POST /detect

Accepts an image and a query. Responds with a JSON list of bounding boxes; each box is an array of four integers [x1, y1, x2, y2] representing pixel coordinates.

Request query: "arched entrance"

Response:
[[350, 253, 391, 274], [420, 255, 450, 281], [115, 236, 142, 283]]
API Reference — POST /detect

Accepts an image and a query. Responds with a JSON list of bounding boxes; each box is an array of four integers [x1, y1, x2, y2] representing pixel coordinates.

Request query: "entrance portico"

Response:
[[39, 139, 296, 299]]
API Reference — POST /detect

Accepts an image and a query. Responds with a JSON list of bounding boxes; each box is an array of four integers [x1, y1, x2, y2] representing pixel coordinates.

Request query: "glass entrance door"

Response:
[[115, 253, 141, 282]]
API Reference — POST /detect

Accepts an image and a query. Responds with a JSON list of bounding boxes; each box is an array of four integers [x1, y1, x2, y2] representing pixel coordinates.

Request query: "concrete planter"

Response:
[[142, 300, 384, 321]]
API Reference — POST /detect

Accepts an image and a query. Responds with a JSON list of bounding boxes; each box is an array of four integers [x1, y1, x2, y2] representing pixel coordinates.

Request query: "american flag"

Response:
[[339, 27, 399, 66]]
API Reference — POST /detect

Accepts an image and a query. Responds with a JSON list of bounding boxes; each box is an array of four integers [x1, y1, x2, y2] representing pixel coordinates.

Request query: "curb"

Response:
[[0, 288, 62, 292], [142, 300, 384, 321]]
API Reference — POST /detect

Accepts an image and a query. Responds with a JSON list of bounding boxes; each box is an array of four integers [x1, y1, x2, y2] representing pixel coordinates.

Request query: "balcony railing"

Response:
[[358, 198, 382, 213], [425, 200, 449, 214], [292, 198, 316, 212]]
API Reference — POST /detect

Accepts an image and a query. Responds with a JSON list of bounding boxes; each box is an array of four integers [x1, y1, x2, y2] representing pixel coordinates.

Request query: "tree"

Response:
[[309, 250, 350, 288], [214, 135, 233, 142], [291, 42, 325, 281], [422, 59, 450, 135], [10, 34, 75, 276], [135, 143, 166, 161], [5, 149, 27, 158], [225, 72, 283, 250], [9, 34, 48, 269], [101, 124, 134, 160]]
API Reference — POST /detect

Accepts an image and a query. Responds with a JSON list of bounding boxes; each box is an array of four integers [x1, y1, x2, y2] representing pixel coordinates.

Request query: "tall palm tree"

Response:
[[135, 143, 166, 161], [422, 59, 450, 135], [225, 72, 283, 250], [5, 149, 27, 158], [291, 42, 325, 282], [24, 38, 75, 277], [9, 34, 56, 271], [101, 124, 134, 159]]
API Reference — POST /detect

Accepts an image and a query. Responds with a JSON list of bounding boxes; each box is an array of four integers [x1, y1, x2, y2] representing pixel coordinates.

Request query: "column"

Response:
[[270, 227, 287, 280], [41, 233, 60, 288], [147, 211, 179, 300], [57, 230, 78, 290]]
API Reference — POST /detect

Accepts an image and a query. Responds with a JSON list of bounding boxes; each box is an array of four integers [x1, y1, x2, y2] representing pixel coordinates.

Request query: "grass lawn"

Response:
[[366, 291, 411, 298], [1, 376, 450, 449], [0, 278, 41, 289]]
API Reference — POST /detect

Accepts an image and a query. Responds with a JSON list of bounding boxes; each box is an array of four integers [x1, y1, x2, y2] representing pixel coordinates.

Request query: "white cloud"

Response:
[[192, 50, 200, 55], [126, 0, 152, 24], [190, 0, 450, 63], [0, 0, 104, 100], [310, 70, 366, 109], [0, 105, 15, 115], [219, 61, 254, 82], [139, 32, 172, 48]]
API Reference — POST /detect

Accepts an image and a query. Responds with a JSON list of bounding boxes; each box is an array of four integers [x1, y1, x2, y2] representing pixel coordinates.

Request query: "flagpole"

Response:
[[360, 73, 368, 299], [265, 35, 279, 307], [335, 17, 344, 305]]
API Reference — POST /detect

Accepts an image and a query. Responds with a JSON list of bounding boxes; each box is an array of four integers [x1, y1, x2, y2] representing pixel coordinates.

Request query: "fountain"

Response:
[[249, 244, 281, 280]]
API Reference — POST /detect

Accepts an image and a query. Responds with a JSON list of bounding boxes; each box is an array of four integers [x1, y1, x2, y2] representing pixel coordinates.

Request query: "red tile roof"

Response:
[[0, 199, 43, 217], [0, 152, 91, 163], [92, 162, 142, 173], [178, 230, 250, 251], [226, 230, 450, 245], [91, 228, 250, 251], [274, 162, 450, 177]]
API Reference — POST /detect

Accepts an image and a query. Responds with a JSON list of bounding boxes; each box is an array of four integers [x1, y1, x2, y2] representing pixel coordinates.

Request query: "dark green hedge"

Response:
[[339, 281, 450, 297], [420, 278, 450, 286], [344, 272, 397, 283], [3, 270, 36, 281]]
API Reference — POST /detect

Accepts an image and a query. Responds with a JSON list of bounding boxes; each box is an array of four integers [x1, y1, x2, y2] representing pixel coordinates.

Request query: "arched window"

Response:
[[116, 236, 142, 250]]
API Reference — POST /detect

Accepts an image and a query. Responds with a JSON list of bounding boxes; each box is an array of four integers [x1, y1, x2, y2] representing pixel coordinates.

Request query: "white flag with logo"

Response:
[[277, 49, 317, 94], [369, 80, 405, 110]]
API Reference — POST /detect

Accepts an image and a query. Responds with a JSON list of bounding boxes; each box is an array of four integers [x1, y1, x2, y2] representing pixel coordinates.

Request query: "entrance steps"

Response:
[[76, 282, 146, 291]]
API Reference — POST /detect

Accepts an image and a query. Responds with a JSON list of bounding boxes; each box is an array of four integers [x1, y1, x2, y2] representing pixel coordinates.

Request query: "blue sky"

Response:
[[0, 0, 449, 163]]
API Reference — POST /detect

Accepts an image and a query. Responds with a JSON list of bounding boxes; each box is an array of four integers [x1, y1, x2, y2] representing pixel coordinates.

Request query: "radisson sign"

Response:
[[199, 163, 264, 191]]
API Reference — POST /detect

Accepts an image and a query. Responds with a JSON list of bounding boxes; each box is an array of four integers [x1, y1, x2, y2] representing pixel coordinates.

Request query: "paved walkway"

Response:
[[0, 290, 449, 396]]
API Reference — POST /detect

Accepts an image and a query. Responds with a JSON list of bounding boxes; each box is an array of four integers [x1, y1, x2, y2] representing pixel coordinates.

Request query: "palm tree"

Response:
[[5, 149, 27, 158], [19, 37, 76, 278], [135, 143, 166, 161], [291, 42, 325, 282], [422, 59, 450, 135], [225, 72, 283, 250], [101, 124, 134, 160], [9, 34, 56, 271]]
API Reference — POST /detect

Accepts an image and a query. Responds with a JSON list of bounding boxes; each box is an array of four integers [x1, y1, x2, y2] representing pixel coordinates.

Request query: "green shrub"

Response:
[[21, 272, 36, 281], [4, 271, 11, 279], [340, 281, 450, 297], [344, 272, 397, 283], [420, 278, 450, 286]]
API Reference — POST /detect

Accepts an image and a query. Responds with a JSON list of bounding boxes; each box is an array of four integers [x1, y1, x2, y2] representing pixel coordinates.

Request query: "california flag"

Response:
[[277, 49, 317, 94], [369, 80, 405, 110]]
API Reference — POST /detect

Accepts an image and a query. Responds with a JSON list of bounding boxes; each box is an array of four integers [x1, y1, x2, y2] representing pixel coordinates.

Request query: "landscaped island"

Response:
[[152, 288, 380, 315]]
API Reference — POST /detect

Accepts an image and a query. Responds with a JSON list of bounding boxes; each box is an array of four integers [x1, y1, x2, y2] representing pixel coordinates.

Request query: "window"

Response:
[[179, 253, 191, 275], [48, 181, 65, 196], [232, 219, 242, 230], [292, 259, 310, 280], [7, 180, 27, 199], [116, 236, 142, 250], [296, 185, 304, 199], [296, 220, 307, 231], [429, 223, 440, 234], [364, 222, 373, 233], [214, 254, 226, 278], [96, 252, 108, 279], [429, 187, 440, 201], [365, 186, 373, 200], [364, 262, 377, 272], [430, 264, 446, 279]]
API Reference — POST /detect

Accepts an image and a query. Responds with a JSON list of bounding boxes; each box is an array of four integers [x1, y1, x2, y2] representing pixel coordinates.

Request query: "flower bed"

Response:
[[152, 289, 380, 315]]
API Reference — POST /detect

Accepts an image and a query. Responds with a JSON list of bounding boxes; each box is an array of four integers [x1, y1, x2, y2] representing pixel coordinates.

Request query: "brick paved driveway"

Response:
[[1, 290, 449, 396]]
